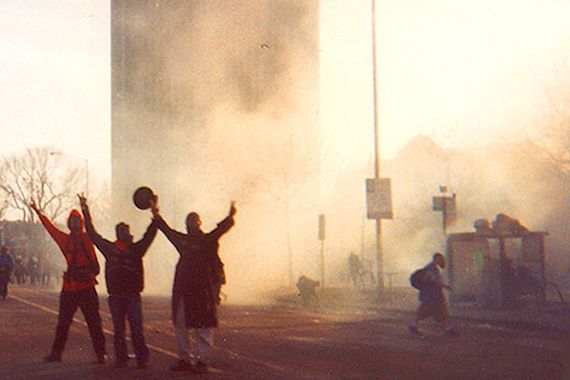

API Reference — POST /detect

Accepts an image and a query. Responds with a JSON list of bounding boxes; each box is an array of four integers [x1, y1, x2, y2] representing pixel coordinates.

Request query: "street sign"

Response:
[[433, 196, 445, 211], [366, 178, 393, 220], [433, 193, 457, 233]]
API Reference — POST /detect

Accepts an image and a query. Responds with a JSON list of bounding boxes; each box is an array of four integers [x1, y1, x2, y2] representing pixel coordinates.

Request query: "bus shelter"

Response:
[[446, 230, 548, 308]]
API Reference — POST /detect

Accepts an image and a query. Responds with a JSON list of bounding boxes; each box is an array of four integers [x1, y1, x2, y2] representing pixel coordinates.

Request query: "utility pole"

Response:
[[371, 0, 384, 290], [318, 214, 326, 289], [366, 0, 393, 294]]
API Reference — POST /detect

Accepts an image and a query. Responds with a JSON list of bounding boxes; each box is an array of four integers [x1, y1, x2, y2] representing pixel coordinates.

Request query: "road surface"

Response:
[[0, 286, 566, 379]]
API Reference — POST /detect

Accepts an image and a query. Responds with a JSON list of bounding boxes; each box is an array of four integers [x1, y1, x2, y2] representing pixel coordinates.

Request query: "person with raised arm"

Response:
[[30, 200, 107, 364], [150, 197, 236, 374], [79, 194, 158, 369]]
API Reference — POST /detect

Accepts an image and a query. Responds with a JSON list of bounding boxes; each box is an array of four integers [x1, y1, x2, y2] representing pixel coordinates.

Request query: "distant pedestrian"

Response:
[[150, 198, 236, 374], [0, 246, 14, 300], [409, 253, 456, 336], [79, 194, 157, 369], [14, 256, 26, 284], [348, 252, 363, 289], [27, 256, 41, 286], [41, 258, 54, 287], [31, 200, 107, 364], [296, 275, 320, 307]]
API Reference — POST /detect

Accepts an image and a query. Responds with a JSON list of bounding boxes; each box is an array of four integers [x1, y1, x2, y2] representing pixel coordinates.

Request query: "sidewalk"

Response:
[[273, 286, 570, 334]]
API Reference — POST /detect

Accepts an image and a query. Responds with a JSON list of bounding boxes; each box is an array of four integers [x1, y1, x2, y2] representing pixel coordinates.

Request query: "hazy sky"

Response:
[[0, 1, 110, 181], [320, 0, 570, 176], [2, 1, 570, 183]]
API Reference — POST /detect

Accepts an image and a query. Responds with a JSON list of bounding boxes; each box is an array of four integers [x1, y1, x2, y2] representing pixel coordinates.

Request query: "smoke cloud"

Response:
[[111, 0, 320, 302], [110, 0, 570, 304]]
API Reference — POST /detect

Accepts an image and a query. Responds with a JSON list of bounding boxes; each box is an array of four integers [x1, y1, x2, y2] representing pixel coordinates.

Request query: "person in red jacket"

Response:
[[30, 200, 107, 364]]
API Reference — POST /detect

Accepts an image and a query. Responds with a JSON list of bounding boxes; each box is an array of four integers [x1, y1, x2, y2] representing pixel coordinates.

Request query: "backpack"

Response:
[[410, 268, 428, 290]]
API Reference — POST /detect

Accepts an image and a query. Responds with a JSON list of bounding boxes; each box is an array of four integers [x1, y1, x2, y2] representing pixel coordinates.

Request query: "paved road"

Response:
[[0, 286, 566, 379]]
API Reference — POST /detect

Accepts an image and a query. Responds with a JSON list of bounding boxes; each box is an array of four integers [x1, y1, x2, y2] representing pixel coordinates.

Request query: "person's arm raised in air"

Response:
[[150, 198, 186, 252], [209, 201, 236, 241], [30, 200, 67, 249], [134, 217, 159, 257], [78, 194, 113, 259]]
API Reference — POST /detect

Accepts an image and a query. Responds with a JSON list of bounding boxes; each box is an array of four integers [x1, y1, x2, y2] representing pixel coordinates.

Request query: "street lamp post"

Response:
[[371, 0, 384, 291]]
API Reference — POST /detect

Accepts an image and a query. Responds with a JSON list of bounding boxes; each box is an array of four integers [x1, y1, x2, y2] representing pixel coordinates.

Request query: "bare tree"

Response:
[[529, 122, 570, 179], [527, 66, 570, 179], [0, 148, 84, 222], [0, 199, 8, 220]]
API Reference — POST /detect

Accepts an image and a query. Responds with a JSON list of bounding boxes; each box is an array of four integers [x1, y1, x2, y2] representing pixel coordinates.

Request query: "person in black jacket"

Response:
[[150, 198, 236, 374], [0, 246, 14, 300], [79, 194, 158, 369], [409, 253, 455, 337]]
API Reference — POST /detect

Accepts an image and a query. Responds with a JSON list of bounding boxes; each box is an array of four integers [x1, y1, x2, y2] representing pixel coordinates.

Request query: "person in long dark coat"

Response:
[[150, 199, 236, 373]]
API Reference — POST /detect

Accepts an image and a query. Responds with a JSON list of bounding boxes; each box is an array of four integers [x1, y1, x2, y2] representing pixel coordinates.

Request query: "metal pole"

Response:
[[371, 0, 384, 290], [498, 237, 507, 307], [320, 239, 325, 289], [318, 214, 326, 289], [442, 199, 447, 237], [539, 236, 546, 303]]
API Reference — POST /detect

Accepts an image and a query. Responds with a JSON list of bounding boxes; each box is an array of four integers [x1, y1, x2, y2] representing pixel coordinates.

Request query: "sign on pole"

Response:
[[432, 196, 445, 211], [433, 191, 457, 234], [366, 178, 393, 220]]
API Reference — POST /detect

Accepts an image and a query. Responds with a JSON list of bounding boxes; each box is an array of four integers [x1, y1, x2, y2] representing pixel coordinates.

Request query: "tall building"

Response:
[[111, 1, 320, 296]]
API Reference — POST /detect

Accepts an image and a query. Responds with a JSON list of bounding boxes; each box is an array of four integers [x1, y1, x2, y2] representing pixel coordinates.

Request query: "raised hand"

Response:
[[30, 200, 39, 213], [77, 193, 88, 209], [150, 197, 160, 218], [229, 201, 237, 217]]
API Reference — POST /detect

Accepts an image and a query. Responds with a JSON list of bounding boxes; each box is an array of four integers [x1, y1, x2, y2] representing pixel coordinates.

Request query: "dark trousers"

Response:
[[108, 293, 149, 362], [50, 287, 106, 358], [0, 274, 9, 299]]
